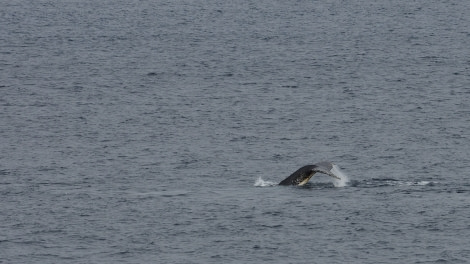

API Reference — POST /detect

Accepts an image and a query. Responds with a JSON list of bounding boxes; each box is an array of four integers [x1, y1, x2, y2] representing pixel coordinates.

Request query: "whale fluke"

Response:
[[279, 161, 341, 186]]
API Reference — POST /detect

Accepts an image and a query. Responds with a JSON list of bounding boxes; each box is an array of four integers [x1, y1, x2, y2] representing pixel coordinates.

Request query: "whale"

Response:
[[279, 161, 341, 186]]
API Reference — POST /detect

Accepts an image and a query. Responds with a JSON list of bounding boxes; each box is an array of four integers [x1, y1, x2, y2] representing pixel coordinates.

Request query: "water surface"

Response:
[[1, 0, 469, 263]]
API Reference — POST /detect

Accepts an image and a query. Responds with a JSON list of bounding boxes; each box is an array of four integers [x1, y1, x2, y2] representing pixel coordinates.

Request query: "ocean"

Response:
[[1, 0, 469, 263]]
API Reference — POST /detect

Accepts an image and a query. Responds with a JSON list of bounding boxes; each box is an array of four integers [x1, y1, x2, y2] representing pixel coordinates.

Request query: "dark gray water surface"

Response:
[[1, 1, 470, 263]]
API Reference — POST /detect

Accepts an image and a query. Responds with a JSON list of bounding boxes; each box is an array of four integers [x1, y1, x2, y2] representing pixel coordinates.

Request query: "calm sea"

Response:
[[1, 0, 469, 263]]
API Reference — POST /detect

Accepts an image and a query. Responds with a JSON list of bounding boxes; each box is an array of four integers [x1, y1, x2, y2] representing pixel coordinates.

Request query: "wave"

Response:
[[350, 178, 437, 188]]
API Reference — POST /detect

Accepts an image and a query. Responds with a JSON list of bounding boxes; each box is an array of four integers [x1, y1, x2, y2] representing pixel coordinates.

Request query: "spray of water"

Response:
[[253, 177, 277, 187], [331, 164, 349, 187]]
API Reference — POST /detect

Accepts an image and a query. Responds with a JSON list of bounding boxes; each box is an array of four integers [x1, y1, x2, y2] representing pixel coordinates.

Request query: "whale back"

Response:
[[279, 161, 337, 186], [279, 165, 317, 186]]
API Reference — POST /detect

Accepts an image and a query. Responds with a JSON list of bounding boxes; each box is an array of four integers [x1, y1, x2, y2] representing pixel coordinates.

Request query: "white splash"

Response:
[[331, 164, 349, 187], [254, 177, 277, 187]]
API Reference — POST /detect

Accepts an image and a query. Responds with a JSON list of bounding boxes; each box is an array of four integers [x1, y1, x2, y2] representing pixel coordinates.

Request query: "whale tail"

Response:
[[279, 161, 340, 186]]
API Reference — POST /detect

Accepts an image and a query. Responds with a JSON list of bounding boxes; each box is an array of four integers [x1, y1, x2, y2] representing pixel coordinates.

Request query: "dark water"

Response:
[[1, 0, 470, 263]]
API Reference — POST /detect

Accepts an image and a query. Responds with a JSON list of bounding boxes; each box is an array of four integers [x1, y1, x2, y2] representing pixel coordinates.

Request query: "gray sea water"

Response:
[[1, 1, 470, 263]]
